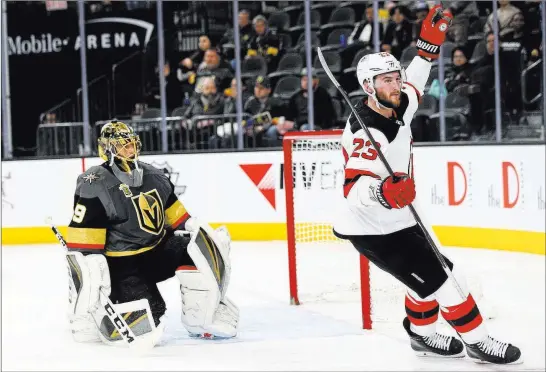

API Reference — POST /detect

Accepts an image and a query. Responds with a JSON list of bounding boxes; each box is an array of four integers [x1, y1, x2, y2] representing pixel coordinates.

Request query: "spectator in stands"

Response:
[[474, 31, 495, 69], [484, 0, 523, 39], [347, 5, 384, 49], [240, 76, 287, 147], [219, 9, 255, 60], [502, 6, 539, 72], [183, 76, 224, 119], [193, 48, 233, 92], [246, 15, 280, 70], [445, 1, 479, 20], [177, 36, 213, 97], [179, 35, 211, 71], [244, 76, 286, 117], [381, 5, 413, 60], [181, 76, 225, 148], [445, 47, 472, 92], [223, 78, 252, 115], [442, 1, 479, 44], [469, 32, 496, 135], [287, 68, 336, 131], [506, 11, 526, 42]]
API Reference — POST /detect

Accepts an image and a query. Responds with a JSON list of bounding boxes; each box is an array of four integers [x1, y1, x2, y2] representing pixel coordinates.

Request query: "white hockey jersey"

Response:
[[333, 56, 431, 236]]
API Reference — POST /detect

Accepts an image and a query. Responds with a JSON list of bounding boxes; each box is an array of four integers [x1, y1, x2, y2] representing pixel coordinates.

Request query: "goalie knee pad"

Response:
[[66, 252, 110, 343], [175, 220, 239, 338]]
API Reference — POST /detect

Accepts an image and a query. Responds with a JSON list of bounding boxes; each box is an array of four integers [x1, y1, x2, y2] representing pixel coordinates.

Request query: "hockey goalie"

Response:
[[65, 120, 239, 347], [332, 5, 522, 365]]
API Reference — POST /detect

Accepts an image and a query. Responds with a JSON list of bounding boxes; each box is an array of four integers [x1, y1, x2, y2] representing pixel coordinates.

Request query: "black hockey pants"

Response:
[[334, 225, 454, 299], [106, 232, 193, 325]]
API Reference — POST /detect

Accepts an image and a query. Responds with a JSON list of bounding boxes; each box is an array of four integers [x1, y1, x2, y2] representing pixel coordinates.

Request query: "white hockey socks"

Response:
[[435, 267, 488, 344], [405, 290, 439, 337]]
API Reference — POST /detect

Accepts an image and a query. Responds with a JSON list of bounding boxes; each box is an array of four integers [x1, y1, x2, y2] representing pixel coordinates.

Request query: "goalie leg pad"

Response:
[[176, 268, 239, 339], [66, 252, 110, 343], [182, 218, 232, 298], [174, 221, 239, 338]]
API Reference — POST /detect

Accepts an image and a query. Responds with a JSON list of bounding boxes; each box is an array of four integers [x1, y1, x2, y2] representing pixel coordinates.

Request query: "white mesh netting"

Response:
[[287, 136, 494, 327]]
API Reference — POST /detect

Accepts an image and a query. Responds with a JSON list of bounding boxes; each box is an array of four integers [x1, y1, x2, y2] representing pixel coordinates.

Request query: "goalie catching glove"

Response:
[[416, 5, 453, 60], [175, 218, 240, 339]]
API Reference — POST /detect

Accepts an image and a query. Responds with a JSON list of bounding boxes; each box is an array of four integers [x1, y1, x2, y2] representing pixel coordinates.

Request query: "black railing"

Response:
[[38, 98, 76, 125], [77, 75, 111, 124], [111, 50, 146, 119]]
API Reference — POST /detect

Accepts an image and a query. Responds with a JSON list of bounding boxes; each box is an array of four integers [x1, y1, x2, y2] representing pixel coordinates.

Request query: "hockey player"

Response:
[[65, 120, 239, 347], [333, 6, 522, 364]]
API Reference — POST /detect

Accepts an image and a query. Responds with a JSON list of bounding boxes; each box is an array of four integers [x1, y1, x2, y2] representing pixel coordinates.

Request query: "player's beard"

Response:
[[376, 89, 401, 109]]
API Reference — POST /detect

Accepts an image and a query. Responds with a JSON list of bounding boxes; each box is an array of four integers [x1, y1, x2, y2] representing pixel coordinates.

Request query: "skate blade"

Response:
[[188, 332, 234, 340], [469, 355, 524, 365], [415, 351, 465, 358]]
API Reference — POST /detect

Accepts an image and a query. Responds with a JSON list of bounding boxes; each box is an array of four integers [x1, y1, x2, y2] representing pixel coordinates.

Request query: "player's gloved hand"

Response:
[[416, 5, 453, 60], [376, 172, 416, 209]]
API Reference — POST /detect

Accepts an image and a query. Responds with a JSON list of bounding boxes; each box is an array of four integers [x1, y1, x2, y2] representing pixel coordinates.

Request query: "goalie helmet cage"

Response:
[[282, 130, 495, 331], [282, 129, 372, 330]]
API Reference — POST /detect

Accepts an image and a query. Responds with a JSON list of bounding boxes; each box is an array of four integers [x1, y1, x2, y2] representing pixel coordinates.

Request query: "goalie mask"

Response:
[[98, 120, 143, 187], [356, 52, 407, 110]]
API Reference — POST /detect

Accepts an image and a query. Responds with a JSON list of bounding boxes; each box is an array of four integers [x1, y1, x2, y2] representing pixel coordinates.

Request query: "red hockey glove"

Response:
[[376, 172, 416, 209], [416, 5, 453, 60]]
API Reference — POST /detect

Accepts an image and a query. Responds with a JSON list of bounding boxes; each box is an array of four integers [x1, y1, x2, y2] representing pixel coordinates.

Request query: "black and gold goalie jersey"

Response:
[[66, 162, 190, 257]]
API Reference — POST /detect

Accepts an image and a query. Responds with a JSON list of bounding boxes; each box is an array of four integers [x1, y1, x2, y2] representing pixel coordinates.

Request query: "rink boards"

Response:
[[1, 143, 544, 254]]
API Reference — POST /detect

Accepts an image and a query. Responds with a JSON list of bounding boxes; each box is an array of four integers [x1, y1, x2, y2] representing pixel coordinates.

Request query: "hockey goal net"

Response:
[[282, 130, 493, 330]]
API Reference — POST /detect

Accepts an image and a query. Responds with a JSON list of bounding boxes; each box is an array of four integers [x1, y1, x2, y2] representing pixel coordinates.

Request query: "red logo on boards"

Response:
[[447, 162, 467, 206], [502, 161, 520, 208], [239, 164, 276, 210]]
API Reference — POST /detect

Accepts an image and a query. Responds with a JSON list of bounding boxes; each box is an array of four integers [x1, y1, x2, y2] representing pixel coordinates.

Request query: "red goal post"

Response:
[[282, 130, 372, 329]]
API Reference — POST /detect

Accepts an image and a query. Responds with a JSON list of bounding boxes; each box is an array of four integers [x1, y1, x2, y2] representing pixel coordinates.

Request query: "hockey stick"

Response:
[[316, 48, 466, 299], [45, 217, 140, 347]]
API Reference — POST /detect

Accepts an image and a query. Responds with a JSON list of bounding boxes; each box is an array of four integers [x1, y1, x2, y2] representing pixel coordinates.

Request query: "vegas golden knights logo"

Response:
[[130, 189, 164, 235]]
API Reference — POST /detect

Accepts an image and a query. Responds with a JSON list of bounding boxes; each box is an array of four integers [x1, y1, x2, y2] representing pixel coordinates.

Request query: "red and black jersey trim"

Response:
[[343, 168, 380, 197]]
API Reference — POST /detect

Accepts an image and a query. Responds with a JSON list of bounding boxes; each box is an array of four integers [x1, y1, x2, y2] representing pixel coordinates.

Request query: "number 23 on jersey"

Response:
[[351, 138, 380, 161]]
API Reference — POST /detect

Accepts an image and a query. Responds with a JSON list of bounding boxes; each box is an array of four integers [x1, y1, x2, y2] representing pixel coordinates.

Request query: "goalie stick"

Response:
[[46, 217, 143, 349], [316, 48, 466, 300]]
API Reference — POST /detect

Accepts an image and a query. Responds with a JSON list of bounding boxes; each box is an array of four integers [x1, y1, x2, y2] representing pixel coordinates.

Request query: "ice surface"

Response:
[[2, 242, 544, 371]]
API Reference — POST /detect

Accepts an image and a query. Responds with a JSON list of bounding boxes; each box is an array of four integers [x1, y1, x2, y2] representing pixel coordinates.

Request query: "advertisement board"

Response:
[[2, 145, 544, 254]]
